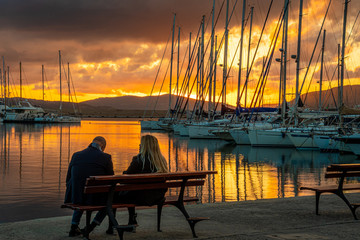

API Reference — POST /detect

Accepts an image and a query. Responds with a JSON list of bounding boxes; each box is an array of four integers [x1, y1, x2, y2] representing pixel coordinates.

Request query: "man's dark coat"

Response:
[[64, 144, 114, 205]]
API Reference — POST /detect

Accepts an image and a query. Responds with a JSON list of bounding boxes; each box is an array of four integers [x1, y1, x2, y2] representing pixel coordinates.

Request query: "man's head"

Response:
[[92, 136, 106, 151]]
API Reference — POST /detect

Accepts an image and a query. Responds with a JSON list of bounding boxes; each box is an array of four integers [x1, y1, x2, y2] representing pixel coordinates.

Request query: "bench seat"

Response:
[[62, 195, 199, 212]]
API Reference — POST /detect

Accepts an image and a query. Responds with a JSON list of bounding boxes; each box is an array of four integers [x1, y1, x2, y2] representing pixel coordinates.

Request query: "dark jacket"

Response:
[[120, 154, 167, 206], [64, 144, 114, 205]]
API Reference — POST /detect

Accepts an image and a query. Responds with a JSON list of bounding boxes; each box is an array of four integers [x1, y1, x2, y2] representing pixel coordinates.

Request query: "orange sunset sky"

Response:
[[0, 0, 359, 107]]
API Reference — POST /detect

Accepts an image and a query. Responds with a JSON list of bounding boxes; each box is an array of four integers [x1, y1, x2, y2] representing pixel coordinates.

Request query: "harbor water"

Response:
[[0, 119, 359, 223]]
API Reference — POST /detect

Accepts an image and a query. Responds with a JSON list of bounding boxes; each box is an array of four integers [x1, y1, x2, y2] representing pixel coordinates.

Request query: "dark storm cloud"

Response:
[[0, 0, 215, 43]]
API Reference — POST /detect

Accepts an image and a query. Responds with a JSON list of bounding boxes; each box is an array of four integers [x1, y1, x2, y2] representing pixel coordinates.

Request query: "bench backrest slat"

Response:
[[84, 179, 205, 194], [325, 171, 360, 178], [327, 164, 360, 172], [86, 171, 216, 186]]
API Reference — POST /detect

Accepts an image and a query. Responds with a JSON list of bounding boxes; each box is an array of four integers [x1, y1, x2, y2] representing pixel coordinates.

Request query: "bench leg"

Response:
[[316, 192, 321, 215], [115, 229, 124, 240], [157, 203, 163, 232], [188, 219, 198, 238], [336, 191, 358, 220], [84, 211, 92, 240], [171, 201, 201, 238]]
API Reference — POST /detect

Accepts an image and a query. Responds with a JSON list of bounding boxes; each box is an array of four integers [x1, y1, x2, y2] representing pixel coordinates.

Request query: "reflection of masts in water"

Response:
[[19, 130, 23, 183], [221, 154, 225, 202], [277, 155, 286, 198], [175, 137, 178, 172], [1, 126, 6, 173], [7, 126, 10, 172], [58, 125, 63, 192], [253, 163, 264, 199], [243, 160, 247, 200], [67, 125, 71, 163], [208, 149, 215, 203], [42, 125, 45, 182], [168, 136, 171, 172], [3, 125, 7, 172], [255, 163, 264, 199], [197, 147, 204, 171], [235, 153, 240, 202]]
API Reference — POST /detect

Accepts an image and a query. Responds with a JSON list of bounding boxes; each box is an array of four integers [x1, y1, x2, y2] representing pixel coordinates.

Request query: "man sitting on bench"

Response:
[[65, 136, 114, 237]]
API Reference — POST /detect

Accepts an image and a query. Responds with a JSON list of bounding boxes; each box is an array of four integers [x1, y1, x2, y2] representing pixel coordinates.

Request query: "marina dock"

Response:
[[1, 194, 360, 240]]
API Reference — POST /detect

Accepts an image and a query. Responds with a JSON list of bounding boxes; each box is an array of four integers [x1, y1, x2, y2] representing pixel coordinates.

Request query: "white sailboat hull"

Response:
[[248, 129, 294, 147], [338, 134, 360, 155], [188, 125, 219, 139], [288, 133, 318, 149], [140, 120, 163, 130], [313, 135, 351, 152], [229, 128, 250, 145]]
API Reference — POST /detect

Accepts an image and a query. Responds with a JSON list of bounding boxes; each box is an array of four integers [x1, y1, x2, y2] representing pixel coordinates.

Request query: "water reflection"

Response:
[[0, 120, 359, 223]]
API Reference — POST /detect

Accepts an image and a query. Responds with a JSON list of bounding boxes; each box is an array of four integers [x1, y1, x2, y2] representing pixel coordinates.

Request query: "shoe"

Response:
[[68, 224, 82, 237], [81, 222, 97, 237], [128, 213, 138, 233], [128, 213, 138, 226]]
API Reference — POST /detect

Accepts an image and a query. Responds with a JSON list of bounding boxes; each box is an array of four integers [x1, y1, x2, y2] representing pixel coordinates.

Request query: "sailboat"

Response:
[[337, 133, 360, 156], [35, 51, 81, 123]]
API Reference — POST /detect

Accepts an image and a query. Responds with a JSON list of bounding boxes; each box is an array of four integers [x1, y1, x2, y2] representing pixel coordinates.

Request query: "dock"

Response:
[[1, 194, 360, 239]]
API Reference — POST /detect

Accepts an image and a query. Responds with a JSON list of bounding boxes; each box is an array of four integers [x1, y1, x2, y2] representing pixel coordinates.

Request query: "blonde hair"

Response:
[[139, 135, 168, 173]]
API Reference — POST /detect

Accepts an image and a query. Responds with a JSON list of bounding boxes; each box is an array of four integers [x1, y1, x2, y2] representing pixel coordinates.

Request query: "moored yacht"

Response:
[[4, 100, 45, 122], [287, 126, 338, 149], [248, 128, 294, 147], [337, 133, 360, 155], [229, 122, 274, 145]]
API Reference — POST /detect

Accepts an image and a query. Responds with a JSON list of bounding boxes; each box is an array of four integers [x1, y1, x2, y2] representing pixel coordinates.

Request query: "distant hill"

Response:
[[5, 94, 197, 118], [5, 85, 359, 118], [295, 85, 360, 109], [81, 94, 197, 111]]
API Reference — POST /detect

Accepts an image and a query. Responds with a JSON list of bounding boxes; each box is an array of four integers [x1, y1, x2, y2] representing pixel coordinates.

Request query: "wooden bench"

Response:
[[62, 171, 217, 240], [300, 163, 360, 219]]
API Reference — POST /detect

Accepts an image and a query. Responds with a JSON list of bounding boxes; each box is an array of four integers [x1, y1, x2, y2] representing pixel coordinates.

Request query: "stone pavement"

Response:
[[1, 193, 360, 240]]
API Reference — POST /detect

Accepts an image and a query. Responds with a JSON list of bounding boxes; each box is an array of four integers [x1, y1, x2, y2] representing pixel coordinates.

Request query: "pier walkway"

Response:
[[1, 194, 360, 240]]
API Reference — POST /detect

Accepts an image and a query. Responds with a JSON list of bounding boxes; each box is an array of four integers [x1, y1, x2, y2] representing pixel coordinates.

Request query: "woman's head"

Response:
[[140, 135, 168, 173]]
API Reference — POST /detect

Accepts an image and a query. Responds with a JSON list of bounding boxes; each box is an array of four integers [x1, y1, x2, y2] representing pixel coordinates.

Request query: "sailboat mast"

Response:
[[245, 6, 254, 109], [0, 65, 2, 101], [177, 27, 180, 96], [68, 62, 71, 103], [3, 57, 6, 113], [237, 0, 246, 110], [223, 0, 230, 106], [294, 0, 303, 125], [42, 65, 45, 101], [340, 0, 349, 111], [187, 32, 191, 117], [337, 44, 341, 111], [201, 15, 205, 119], [59, 50, 62, 115], [281, 0, 289, 125], [214, 35, 218, 105], [20, 61, 22, 100], [339, 0, 349, 127], [209, 0, 215, 119], [7, 66, 9, 105], [319, 30, 326, 111], [169, 14, 176, 115]]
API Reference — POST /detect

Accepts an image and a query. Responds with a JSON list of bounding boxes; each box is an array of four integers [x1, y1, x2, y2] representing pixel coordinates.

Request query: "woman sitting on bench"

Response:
[[109, 134, 168, 233]]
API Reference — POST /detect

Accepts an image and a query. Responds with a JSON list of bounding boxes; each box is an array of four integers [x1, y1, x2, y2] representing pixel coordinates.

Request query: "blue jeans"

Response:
[[71, 209, 108, 226]]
